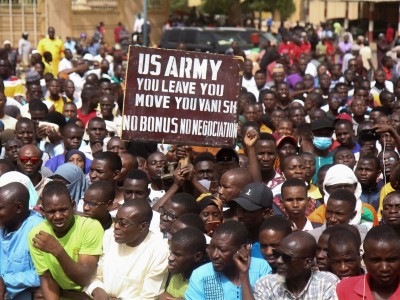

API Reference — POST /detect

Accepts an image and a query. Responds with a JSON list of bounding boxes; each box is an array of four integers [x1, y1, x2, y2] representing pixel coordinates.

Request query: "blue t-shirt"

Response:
[[251, 242, 264, 259], [185, 258, 271, 300]]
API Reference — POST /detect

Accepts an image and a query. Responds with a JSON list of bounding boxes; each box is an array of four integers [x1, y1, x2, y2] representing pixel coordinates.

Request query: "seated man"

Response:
[[327, 227, 362, 280], [159, 193, 199, 238], [45, 122, 92, 174], [85, 201, 169, 299], [308, 164, 378, 228], [29, 182, 103, 298], [122, 169, 150, 202], [309, 189, 369, 242], [232, 182, 274, 258], [89, 151, 123, 215], [82, 180, 114, 230], [258, 216, 292, 273], [253, 231, 339, 299], [160, 227, 206, 299], [218, 167, 253, 219], [17, 144, 52, 197], [337, 225, 400, 299], [0, 182, 43, 299], [185, 221, 272, 299]]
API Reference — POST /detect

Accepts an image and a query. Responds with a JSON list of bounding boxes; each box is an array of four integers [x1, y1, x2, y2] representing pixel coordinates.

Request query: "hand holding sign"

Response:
[[122, 46, 243, 148]]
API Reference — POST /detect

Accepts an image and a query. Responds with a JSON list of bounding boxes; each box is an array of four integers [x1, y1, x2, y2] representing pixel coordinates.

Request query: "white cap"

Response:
[[3, 40, 11, 45], [83, 53, 94, 61]]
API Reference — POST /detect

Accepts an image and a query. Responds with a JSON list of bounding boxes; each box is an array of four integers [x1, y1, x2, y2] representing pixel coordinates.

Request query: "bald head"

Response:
[[223, 168, 253, 188], [281, 231, 317, 258], [120, 153, 138, 170], [19, 144, 42, 157], [0, 182, 29, 208], [120, 199, 153, 224]]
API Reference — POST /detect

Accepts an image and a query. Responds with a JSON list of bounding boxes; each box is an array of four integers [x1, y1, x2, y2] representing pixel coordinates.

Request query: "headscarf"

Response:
[[196, 193, 223, 213], [53, 163, 88, 202], [0, 171, 39, 208], [322, 164, 363, 226], [65, 150, 87, 171]]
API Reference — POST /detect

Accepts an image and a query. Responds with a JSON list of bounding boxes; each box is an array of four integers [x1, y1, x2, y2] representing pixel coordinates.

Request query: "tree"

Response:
[[170, 0, 191, 14], [202, 0, 242, 26], [274, 0, 295, 21]]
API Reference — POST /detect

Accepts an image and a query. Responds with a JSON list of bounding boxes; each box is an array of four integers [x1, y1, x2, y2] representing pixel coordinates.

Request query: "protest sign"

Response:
[[122, 46, 243, 147]]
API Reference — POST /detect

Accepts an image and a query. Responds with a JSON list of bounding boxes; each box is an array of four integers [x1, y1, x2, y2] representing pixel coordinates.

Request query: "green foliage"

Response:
[[202, 0, 237, 15], [274, 0, 296, 21], [170, 0, 191, 14], [245, 0, 274, 12]]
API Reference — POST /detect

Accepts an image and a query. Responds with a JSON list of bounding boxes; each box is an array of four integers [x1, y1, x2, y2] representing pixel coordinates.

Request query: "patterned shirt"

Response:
[[254, 271, 339, 300]]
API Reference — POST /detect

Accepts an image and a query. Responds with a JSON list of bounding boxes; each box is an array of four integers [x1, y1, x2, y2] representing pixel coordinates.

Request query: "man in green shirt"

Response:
[[29, 181, 103, 298], [160, 227, 206, 299]]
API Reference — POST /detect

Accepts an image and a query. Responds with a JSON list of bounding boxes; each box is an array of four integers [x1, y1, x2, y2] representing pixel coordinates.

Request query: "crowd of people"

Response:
[[1, 19, 400, 300]]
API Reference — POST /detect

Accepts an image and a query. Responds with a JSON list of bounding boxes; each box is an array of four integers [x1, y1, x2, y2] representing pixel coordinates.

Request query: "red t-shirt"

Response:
[[77, 110, 97, 127], [337, 274, 400, 300]]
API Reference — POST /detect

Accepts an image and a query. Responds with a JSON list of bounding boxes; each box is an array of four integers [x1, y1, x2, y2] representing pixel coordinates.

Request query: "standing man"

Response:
[[28, 182, 103, 298], [0, 182, 43, 299], [18, 32, 31, 70], [37, 26, 65, 76]]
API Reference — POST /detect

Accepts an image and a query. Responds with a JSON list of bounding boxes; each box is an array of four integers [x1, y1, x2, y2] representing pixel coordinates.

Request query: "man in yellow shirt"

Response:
[[28, 182, 103, 298], [37, 27, 64, 76]]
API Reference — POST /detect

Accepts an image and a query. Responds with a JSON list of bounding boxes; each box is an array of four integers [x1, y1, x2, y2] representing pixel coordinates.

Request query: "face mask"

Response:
[[313, 136, 332, 150]]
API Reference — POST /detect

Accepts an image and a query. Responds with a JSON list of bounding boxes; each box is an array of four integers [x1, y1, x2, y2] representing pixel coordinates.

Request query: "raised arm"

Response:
[[244, 129, 262, 182]]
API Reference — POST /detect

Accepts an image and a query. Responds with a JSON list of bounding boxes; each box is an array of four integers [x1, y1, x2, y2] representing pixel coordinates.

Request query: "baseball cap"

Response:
[[311, 117, 334, 132], [335, 113, 353, 124], [232, 182, 273, 211], [276, 135, 298, 148], [216, 148, 239, 163]]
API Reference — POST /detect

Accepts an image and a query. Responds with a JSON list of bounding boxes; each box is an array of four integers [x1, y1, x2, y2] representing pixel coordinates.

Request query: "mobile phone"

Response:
[[206, 220, 221, 232]]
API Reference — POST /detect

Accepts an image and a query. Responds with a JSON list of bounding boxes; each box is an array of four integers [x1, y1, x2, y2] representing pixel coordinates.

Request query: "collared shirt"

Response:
[[0, 211, 43, 299], [85, 230, 168, 298], [185, 258, 271, 300], [336, 273, 400, 300], [254, 271, 339, 300]]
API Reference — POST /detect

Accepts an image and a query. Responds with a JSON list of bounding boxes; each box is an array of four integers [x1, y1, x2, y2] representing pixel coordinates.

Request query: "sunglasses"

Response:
[[19, 156, 41, 164], [272, 249, 308, 263]]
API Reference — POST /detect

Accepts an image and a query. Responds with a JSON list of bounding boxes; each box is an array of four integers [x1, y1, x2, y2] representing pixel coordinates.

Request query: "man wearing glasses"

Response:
[[252, 231, 339, 299], [82, 180, 115, 230], [17, 144, 52, 198], [85, 200, 169, 299]]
